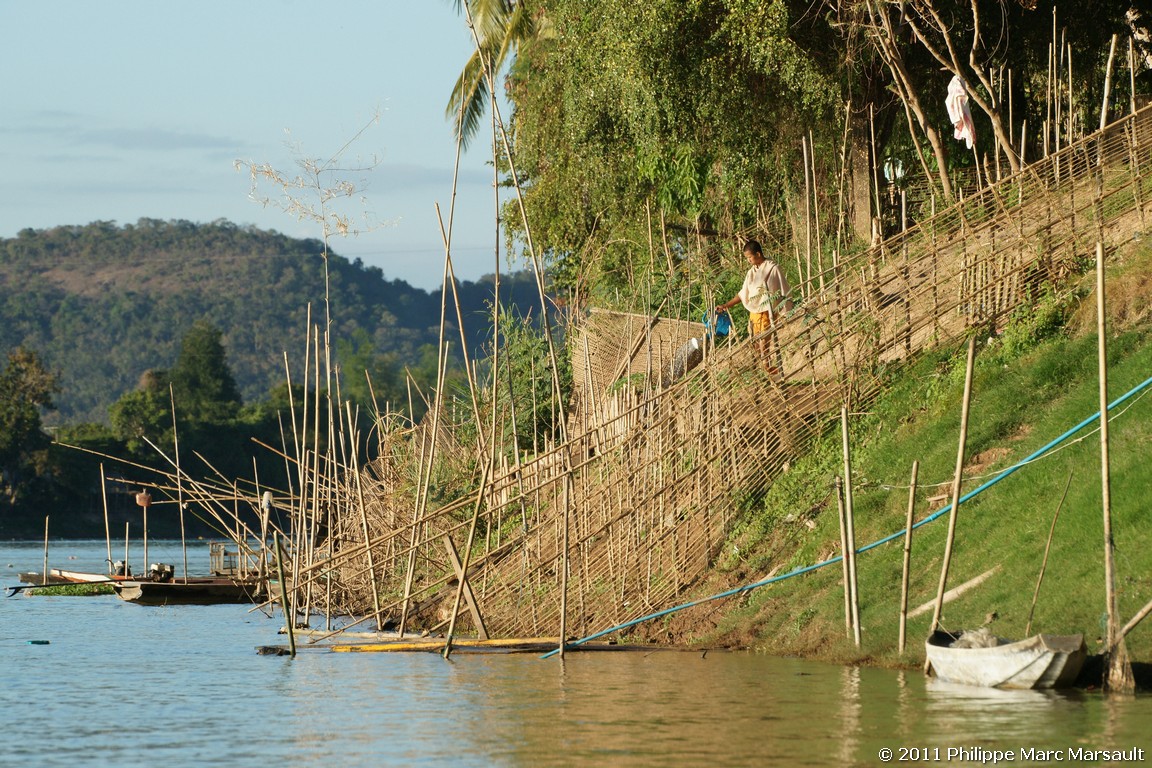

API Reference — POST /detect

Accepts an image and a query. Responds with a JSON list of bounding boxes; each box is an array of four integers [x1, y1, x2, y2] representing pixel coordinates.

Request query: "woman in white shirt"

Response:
[[717, 239, 793, 373]]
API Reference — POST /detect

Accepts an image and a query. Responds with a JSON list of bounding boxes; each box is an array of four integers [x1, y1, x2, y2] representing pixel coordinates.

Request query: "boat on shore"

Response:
[[925, 629, 1087, 689], [112, 577, 264, 606]]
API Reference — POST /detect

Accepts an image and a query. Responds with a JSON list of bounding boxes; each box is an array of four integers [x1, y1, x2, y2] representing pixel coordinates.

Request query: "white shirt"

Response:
[[738, 260, 791, 315]]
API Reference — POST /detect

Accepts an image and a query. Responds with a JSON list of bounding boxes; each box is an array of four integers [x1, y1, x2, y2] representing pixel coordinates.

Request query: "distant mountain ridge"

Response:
[[0, 219, 539, 423]]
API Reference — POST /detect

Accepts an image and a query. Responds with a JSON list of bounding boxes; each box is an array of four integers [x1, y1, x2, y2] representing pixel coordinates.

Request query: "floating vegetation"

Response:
[[24, 583, 115, 597]]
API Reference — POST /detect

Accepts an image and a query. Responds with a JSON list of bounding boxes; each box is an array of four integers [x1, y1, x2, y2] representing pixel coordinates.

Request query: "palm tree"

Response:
[[445, 0, 537, 149]]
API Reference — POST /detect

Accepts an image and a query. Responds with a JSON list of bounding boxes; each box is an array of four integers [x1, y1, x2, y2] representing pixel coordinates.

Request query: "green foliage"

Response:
[[0, 347, 59, 504], [0, 219, 542, 424], [170, 320, 243, 423], [486, 309, 572, 452], [504, 0, 839, 304]]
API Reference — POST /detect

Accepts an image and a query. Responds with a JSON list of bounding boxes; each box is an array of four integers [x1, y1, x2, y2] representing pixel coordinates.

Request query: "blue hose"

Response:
[[542, 373, 1152, 658]]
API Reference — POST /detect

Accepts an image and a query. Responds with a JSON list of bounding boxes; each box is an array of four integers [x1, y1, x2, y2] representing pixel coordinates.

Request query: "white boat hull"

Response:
[[925, 630, 1087, 689]]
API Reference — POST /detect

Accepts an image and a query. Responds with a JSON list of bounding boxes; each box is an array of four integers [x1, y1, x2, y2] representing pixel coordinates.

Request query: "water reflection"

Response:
[[839, 666, 861, 764], [3, 541, 1151, 767]]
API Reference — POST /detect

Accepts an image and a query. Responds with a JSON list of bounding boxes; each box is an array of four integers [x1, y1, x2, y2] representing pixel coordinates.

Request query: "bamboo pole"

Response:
[[1025, 472, 1073, 636], [274, 531, 295, 658], [928, 335, 977, 643], [41, 516, 49, 585], [803, 134, 813, 297], [840, 407, 861, 648], [100, 463, 111, 574], [835, 476, 852, 638], [1098, 241, 1134, 693], [898, 460, 919, 655], [443, 455, 495, 659], [347, 401, 383, 632], [1101, 34, 1119, 132], [1114, 597, 1152, 648], [170, 384, 188, 582], [1130, 37, 1137, 116]]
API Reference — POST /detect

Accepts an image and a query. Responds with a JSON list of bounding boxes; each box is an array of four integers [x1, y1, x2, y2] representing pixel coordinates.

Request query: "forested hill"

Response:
[[0, 219, 538, 424]]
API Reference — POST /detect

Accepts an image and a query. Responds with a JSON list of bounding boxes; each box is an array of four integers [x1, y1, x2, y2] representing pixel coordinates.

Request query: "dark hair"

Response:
[[743, 239, 763, 256]]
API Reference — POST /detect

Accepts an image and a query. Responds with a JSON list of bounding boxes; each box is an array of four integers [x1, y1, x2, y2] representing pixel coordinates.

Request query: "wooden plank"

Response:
[[442, 535, 489, 640], [908, 565, 1000, 619], [332, 637, 561, 653]]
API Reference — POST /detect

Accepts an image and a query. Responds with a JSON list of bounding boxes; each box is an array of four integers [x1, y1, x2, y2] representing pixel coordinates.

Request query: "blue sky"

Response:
[[0, 1, 506, 290]]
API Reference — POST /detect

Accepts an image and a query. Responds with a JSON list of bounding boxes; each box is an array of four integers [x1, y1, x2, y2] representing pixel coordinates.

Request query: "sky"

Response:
[[0, 1, 508, 290]]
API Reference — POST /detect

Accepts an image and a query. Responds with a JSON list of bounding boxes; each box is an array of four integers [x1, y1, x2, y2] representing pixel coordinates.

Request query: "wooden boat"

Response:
[[925, 629, 1087, 689], [17, 571, 71, 585], [47, 568, 137, 583], [112, 577, 264, 606]]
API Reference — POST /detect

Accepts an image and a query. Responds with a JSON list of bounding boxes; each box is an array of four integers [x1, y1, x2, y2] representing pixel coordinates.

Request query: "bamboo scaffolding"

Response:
[[262, 92, 1152, 644]]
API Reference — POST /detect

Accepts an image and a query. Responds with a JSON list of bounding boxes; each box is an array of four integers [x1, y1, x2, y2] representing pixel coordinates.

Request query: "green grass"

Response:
[[706, 257, 1152, 669]]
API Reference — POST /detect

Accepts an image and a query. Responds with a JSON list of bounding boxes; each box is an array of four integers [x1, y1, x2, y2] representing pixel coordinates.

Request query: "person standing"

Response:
[[717, 239, 793, 374]]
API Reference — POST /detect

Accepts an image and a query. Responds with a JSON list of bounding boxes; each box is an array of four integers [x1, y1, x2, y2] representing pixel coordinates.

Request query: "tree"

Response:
[[445, 0, 541, 148], [0, 347, 59, 503], [109, 370, 172, 452], [169, 320, 243, 424]]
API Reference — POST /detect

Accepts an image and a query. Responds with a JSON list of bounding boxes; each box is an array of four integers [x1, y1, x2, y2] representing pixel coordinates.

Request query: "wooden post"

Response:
[[840, 406, 861, 648], [135, 490, 151, 574], [274, 531, 295, 658], [1098, 242, 1134, 692], [124, 522, 130, 578], [41, 516, 49, 585], [835, 476, 852, 638], [898, 461, 919, 655], [1025, 472, 1074, 636], [928, 336, 977, 644]]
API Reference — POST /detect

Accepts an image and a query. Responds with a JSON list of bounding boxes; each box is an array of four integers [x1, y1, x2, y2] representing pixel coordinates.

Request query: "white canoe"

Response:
[[925, 630, 1087, 689]]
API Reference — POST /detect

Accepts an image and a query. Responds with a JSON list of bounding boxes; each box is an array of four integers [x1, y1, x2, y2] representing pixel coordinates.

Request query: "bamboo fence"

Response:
[[286, 102, 1152, 642]]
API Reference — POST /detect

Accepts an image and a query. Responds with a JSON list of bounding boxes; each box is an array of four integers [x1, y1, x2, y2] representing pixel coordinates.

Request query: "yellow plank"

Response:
[[331, 637, 561, 653]]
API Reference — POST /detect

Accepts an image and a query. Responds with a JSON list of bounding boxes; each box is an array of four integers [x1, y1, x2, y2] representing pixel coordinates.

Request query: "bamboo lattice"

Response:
[[297, 103, 1152, 641]]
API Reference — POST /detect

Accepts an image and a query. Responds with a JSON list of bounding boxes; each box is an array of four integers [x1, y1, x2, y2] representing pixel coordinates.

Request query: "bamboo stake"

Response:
[[1025, 472, 1073, 636], [803, 134, 813, 297], [274, 531, 295, 658], [1101, 34, 1119, 132], [835, 476, 852, 637], [347, 401, 383, 631], [1130, 37, 1137, 116], [42, 515, 49, 586], [1098, 241, 1134, 693], [898, 460, 919, 655], [100, 463, 111, 574], [928, 335, 977, 644], [170, 384, 188, 582], [840, 407, 861, 648]]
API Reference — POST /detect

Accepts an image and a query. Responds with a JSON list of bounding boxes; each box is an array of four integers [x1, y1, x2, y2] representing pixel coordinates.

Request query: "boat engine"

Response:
[[112, 561, 131, 577], [149, 563, 175, 583]]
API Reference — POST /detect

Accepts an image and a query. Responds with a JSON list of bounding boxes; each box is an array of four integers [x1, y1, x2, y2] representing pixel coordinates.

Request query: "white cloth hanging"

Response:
[[945, 75, 976, 150]]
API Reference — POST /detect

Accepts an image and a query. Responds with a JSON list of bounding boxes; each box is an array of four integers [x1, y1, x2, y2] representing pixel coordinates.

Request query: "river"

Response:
[[2, 540, 1148, 767]]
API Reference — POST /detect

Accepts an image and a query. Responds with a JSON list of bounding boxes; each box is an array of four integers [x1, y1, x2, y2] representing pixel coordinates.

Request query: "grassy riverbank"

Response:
[[667, 240, 1152, 672]]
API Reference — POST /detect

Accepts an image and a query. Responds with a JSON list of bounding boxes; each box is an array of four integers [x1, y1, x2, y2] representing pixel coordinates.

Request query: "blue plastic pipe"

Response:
[[542, 373, 1152, 658]]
